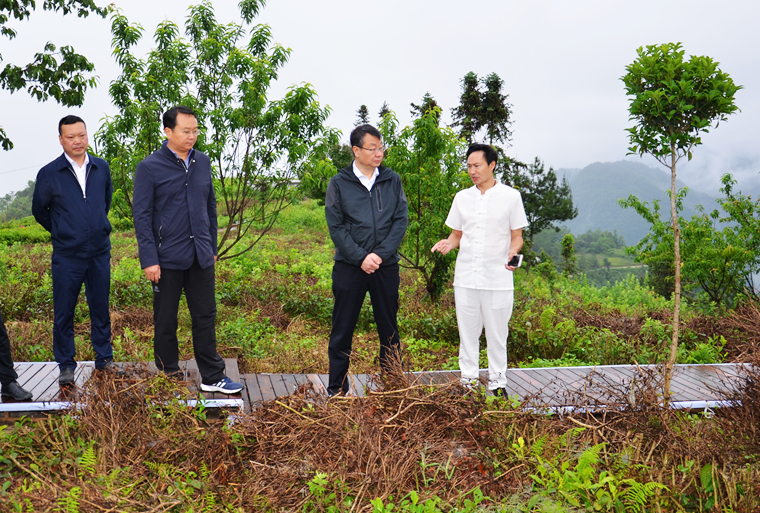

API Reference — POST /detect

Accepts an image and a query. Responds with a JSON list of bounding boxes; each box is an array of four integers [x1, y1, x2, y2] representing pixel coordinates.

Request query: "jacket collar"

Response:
[[159, 139, 195, 163], [54, 152, 96, 172], [340, 161, 391, 183]]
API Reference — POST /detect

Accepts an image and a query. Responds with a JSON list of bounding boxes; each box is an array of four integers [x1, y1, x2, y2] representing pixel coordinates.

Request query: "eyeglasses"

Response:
[[172, 128, 202, 136], [357, 146, 384, 154]]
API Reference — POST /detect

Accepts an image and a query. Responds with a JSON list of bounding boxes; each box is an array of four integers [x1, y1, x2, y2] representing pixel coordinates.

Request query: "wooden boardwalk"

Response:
[[1, 361, 748, 418], [0, 358, 244, 418], [238, 363, 748, 412]]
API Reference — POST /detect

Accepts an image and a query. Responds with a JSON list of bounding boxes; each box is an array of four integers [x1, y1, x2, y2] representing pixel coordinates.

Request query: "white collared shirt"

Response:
[[64, 152, 90, 197], [353, 161, 379, 191], [445, 182, 529, 290]]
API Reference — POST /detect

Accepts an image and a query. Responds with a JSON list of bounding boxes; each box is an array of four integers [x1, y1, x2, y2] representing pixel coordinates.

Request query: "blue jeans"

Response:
[[52, 252, 113, 370]]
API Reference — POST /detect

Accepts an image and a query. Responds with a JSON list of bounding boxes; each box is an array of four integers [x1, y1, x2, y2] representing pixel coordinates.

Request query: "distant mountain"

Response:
[[558, 161, 718, 246]]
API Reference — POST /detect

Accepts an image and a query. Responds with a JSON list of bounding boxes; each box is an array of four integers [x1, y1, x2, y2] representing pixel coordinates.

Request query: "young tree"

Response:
[[620, 187, 755, 307], [381, 108, 468, 301], [96, 0, 336, 259], [355, 104, 370, 126], [0, 0, 108, 150], [560, 233, 578, 275], [622, 42, 741, 401], [719, 173, 760, 298], [503, 158, 577, 267], [450, 71, 482, 143], [299, 143, 352, 205]]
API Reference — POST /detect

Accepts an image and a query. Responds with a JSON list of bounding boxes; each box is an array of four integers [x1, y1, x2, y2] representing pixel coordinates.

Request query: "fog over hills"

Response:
[[558, 161, 720, 246]]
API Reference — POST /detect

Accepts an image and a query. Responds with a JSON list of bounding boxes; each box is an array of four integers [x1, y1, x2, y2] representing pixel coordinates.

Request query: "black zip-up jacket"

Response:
[[32, 153, 112, 258], [325, 163, 408, 267], [133, 141, 218, 271]]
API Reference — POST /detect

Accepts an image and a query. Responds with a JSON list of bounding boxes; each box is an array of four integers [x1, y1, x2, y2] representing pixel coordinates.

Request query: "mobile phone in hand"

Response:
[[507, 254, 523, 267]]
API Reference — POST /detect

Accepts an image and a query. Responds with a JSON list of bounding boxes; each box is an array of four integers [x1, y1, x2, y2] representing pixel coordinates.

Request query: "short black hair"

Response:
[[163, 106, 197, 130], [58, 115, 86, 135], [466, 143, 498, 165], [350, 124, 382, 148]]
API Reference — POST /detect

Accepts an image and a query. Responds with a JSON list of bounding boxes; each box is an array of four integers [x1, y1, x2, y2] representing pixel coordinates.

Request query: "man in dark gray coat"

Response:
[[324, 124, 408, 396], [132, 106, 242, 394]]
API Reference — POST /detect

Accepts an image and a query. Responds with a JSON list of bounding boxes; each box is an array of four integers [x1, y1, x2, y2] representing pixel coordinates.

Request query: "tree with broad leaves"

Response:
[[355, 105, 369, 126], [381, 108, 468, 302], [96, 0, 337, 260], [0, 0, 108, 150], [719, 173, 760, 299], [620, 178, 757, 307], [622, 42, 741, 402]]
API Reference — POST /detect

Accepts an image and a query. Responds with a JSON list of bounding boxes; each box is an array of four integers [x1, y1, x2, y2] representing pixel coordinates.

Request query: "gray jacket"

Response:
[[325, 163, 408, 267]]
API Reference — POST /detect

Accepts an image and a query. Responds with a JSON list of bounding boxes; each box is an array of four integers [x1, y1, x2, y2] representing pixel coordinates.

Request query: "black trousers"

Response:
[[153, 258, 225, 385], [328, 261, 402, 394], [0, 310, 18, 385], [52, 252, 112, 370]]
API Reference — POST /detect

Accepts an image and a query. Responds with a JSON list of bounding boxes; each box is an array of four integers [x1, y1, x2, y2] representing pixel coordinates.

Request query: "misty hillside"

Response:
[[560, 161, 718, 245]]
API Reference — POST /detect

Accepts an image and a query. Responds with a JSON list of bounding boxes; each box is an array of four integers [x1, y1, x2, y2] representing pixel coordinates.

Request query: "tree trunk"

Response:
[[664, 148, 681, 405]]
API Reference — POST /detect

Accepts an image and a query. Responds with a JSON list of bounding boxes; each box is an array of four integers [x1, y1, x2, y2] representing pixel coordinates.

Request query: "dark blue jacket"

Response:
[[325, 163, 408, 267], [32, 153, 113, 258], [133, 141, 218, 271]]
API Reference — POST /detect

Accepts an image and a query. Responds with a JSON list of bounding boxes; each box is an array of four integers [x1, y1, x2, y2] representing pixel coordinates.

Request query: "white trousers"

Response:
[[454, 286, 514, 389]]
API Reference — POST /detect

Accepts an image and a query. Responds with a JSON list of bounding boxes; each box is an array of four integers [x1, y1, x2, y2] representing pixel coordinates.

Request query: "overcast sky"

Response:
[[1, 0, 759, 197]]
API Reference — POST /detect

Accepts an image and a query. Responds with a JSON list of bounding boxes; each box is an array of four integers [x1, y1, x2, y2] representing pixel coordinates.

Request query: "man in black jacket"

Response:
[[32, 115, 115, 386], [0, 311, 33, 401], [133, 106, 242, 394], [324, 124, 408, 396]]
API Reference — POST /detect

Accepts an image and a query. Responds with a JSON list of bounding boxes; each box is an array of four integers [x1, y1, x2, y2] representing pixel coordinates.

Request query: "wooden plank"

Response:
[[689, 366, 739, 391], [244, 374, 264, 406], [268, 374, 290, 399], [224, 358, 241, 386], [305, 373, 327, 395], [238, 375, 253, 411], [354, 374, 371, 395], [292, 373, 311, 391], [348, 375, 365, 397], [504, 369, 540, 398], [513, 368, 560, 392], [281, 374, 300, 396], [256, 374, 276, 403], [670, 370, 718, 400], [180, 360, 203, 397]]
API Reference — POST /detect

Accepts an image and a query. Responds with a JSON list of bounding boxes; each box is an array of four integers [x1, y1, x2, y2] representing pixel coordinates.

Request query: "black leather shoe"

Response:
[[493, 387, 507, 398], [1, 382, 33, 401], [59, 367, 75, 386]]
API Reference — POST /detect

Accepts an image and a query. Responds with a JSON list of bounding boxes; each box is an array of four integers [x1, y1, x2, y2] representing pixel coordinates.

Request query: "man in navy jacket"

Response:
[[324, 124, 408, 396], [132, 106, 242, 394], [0, 311, 33, 401], [32, 115, 115, 386]]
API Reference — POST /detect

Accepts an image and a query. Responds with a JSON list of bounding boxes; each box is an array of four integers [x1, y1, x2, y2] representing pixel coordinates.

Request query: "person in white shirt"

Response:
[[432, 143, 528, 396]]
